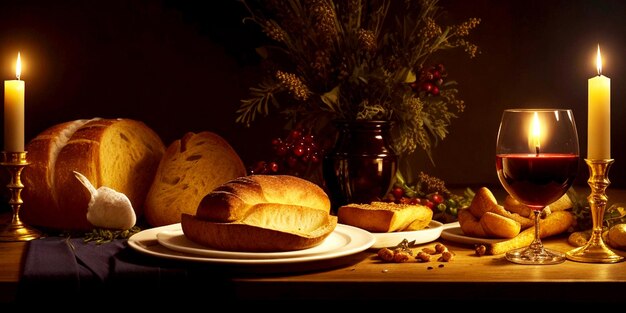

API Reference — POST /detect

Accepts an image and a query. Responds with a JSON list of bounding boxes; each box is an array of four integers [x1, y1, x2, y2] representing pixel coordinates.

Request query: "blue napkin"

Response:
[[17, 236, 208, 304]]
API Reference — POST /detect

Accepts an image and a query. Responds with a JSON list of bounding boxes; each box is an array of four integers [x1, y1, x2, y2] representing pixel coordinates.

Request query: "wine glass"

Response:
[[496, 109, 579, 265]]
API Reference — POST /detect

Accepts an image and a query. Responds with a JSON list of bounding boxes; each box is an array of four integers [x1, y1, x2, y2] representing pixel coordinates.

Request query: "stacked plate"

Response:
[[128, 223, 376, 265]]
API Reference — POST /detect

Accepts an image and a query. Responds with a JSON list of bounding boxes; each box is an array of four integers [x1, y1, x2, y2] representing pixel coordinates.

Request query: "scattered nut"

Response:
[[475, 244, 486, 256], [416, 251, 431, 262], [421, 247, 437, 254], [378, 243, 456, 264], [377, 248, 395, 262], [438, 250, 454, 262], [393, 251, 411, 263], [434, 243, 448, 254]]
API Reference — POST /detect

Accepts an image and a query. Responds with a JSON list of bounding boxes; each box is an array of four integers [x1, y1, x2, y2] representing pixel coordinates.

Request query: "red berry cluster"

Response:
[[385, 186, 445, 210], [248, 128, 323, 176], [409, 63, 446, 96]]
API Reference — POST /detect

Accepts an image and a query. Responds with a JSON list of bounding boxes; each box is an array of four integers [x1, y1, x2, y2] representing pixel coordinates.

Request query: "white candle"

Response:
[[588, 45, 610, 159], [4, 52, 25, 152]]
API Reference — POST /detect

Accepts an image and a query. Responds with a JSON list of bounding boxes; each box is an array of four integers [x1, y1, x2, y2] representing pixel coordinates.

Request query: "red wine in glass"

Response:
[[496, 153, 579, 210], [496, 108, 579, 265]]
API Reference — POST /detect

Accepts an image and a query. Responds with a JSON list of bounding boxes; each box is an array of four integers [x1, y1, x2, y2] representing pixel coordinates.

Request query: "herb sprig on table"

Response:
[[83, 226, 141, 244]]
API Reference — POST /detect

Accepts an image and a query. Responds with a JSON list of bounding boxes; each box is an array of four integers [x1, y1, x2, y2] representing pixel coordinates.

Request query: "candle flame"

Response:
[[532, 112, 541, 154], [596, 44, 602, 76], [15, 52, 21, 80]]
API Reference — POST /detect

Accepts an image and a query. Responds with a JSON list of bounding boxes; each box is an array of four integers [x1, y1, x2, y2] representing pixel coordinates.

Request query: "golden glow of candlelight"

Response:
[[15, 52, 21, 80], [531, 112, 541, 154], [596, 44, 602, 76]]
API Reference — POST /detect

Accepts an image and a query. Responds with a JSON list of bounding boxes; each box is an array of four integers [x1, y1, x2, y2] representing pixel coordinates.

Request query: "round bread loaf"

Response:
[[21, 118, 165, 231], [144, 131, 247, 227]]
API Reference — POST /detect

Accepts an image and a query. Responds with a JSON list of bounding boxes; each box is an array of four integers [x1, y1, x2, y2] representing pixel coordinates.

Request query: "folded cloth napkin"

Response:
[[17, 236, 235, 305]]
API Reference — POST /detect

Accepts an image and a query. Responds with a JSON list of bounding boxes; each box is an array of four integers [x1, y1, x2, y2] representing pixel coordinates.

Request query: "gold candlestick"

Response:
[[566, 159, 624, 263], [0, 151, 41, 241]]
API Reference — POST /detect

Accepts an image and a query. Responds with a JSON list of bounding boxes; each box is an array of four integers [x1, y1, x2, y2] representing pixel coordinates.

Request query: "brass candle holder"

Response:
[[565, 159, 624, 263], [0, 151, 41, 241]]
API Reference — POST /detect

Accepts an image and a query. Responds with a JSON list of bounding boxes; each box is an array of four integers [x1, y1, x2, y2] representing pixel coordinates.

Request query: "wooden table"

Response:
[[3, 188, 626, 304]]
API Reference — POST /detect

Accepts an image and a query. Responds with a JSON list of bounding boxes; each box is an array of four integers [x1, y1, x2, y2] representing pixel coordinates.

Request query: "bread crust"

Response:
[[457, 208, 487, 237], [21, 118, 165, 231], [480, 212, 521, 239], [181, 212, 337, 252], [196, 175, 331, 222], [144, 131, 246, 227], [337, 202, 433, 233], [487, 210, 575, 255], [467, 187, 533, 229], [21, 119, 90, 230], [182, 175, 336, 252]]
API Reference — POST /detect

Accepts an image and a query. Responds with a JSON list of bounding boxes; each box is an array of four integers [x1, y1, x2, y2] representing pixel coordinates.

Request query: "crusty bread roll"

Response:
[[144, 131, 246, 227], [337, 202, 433, 233], [459, 187, 524, 238], [21, 118, 165, 231], [181, 175, 336, 252], [457, 208, 487, 237], [468, 187, 533, 229], [196, 175, 331, 222], [480, 212, 521, 239], [181, 204, 337, 252]]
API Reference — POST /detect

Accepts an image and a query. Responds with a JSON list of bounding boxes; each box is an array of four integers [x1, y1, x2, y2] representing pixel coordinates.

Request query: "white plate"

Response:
[[440, 225, 507, 245], [128, 223, 375, 265], [370, 220, 450, 249], [156, 223, 349, 259]]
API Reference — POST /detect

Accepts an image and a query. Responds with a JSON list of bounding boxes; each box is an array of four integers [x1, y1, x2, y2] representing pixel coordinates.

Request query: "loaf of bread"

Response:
[[181, 175, 337, 252], [337, 202, 433, 233], [21, 118, 165, 231], [144, 131, 247, 227], [196, 175, 331, 222]]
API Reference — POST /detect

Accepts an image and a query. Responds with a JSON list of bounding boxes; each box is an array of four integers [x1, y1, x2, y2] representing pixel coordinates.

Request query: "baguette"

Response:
[[144, 131, 246, 227], [486, 210, 575, 255], [337, 202, 433, 233], [181, 175, 336, 252], [504, 193, 572, 218]]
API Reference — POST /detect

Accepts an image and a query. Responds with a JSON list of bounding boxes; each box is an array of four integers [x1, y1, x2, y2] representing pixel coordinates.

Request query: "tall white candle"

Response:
[[588, 45, 610, 159], [4, 52, 25, 152]]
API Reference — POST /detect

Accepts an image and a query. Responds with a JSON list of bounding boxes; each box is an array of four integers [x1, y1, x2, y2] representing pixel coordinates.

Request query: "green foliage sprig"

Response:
[[83, 226, 141, 244]]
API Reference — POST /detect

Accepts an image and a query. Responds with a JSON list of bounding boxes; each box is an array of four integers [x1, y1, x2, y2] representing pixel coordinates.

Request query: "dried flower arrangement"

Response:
[[236, 0, 481, 220], [237, 0, 479, 160]]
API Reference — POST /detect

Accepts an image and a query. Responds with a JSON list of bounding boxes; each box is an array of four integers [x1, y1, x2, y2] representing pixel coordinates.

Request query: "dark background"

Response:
[[0, 0, 625, 192]]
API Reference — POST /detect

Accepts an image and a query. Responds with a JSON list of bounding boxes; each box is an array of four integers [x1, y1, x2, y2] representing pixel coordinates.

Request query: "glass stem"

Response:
[[529, 209, 543, 252]]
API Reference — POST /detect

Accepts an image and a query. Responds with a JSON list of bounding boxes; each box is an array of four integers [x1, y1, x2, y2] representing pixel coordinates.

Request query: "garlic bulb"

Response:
[[73, 171, 136, 230]]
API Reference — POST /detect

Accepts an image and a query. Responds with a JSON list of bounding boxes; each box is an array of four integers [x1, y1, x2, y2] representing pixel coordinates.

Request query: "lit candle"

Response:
[[588, 45, 611, 159], [531, 111, 541, 156], [4, 52, 25, 152]]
